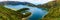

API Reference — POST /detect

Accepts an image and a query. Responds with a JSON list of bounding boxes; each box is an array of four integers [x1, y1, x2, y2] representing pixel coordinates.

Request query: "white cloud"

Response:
[[8, 0, 54, 5], [0, 0, 54, 5], [0, 0, 7, 2]]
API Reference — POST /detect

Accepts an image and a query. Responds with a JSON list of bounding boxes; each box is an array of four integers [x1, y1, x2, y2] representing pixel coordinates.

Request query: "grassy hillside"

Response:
[[0, 5, 31, 20], [42, 0, 60, 20], [0, 5, 22, 20]]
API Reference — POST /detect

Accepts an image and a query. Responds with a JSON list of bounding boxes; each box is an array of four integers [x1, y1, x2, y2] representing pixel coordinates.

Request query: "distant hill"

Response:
[[0, 1, 30, 5], [0, 1, 56, 9], [0, 1, 36, 6], [37, 1, 56, 8]]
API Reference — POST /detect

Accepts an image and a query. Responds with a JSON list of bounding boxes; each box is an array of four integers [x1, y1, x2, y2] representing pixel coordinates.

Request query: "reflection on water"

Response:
[[4, 5, 48, 20]]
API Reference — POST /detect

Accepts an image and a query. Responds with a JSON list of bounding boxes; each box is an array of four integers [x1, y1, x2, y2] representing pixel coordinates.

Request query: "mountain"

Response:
[[41, 0, 60, 20], [1, 1, 56, 10], [0, 1, 56, 10], [0, 1, 36, 6], [0, 1, 29, 5]]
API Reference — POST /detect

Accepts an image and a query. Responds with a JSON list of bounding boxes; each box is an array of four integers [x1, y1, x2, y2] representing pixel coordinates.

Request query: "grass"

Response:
[[0, 5, 31, 20], [41, 0, 60, 20]]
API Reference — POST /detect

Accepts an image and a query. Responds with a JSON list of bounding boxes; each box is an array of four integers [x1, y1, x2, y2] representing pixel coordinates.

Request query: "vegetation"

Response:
[[0, 0, 60, 20], [41, 0, 60, 20], [0, 5, 31, 20]]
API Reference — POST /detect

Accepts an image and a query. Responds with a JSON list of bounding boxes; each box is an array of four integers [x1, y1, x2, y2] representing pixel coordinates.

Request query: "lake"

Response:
[[4, 5, 48, 20]]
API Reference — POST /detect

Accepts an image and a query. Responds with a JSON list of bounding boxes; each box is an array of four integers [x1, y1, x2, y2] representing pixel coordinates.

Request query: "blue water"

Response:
[[4, 5, 48, 20]]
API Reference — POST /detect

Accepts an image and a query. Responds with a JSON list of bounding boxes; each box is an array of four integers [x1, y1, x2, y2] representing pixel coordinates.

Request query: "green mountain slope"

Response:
[[0, 5, 31, 20], [41, 0, 60, 20]]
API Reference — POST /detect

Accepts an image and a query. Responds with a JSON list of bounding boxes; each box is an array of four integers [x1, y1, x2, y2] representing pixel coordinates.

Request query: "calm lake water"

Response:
[[4, 5, 48, 20]]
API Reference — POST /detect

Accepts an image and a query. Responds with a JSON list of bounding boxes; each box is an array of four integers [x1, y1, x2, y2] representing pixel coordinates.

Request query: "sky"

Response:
[[0, 0, 54, 5]]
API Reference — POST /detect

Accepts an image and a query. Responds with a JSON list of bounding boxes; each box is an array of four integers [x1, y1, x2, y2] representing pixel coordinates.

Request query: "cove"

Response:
[[4, 5, 48, 20]]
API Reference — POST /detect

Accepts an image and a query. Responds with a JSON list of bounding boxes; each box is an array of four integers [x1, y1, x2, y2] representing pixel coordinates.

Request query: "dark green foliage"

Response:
[[23, 12, 31, 18], [17, 8, 29, 12], [0, 5, 31, 20]]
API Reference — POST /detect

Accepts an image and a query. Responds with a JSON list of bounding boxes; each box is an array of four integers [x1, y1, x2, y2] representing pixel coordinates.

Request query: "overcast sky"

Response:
[[0, 0, 54, 5]]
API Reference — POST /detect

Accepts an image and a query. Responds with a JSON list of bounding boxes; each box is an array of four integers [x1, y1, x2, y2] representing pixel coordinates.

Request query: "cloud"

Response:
[[8, 0, 54, 5], [0, 0, 5, 1], [0, 0, 54, 5]]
